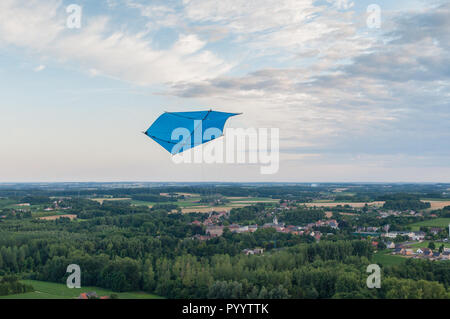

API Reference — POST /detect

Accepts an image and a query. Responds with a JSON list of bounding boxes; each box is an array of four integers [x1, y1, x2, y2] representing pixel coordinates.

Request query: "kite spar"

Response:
[[143, 110, 241, 155]]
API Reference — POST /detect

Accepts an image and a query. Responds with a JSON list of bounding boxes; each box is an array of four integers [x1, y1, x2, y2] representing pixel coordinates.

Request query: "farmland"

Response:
[[305, 201, 384, 208], [1, 183, 450, 299], [408, 218, 450, 231], [372, 250, 406, 267], [423, 200, 450, 210], [38, 214, 78, 221], [94, 195, 279, 213], [0, 280, 162, 299]]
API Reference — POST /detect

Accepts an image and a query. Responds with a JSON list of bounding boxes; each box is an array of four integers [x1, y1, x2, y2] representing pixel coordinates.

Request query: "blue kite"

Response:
[[144, 110, 241, 155]]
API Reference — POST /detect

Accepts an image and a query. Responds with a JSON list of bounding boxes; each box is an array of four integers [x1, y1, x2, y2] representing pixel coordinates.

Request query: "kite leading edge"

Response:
[[144, 110, 241, 155]]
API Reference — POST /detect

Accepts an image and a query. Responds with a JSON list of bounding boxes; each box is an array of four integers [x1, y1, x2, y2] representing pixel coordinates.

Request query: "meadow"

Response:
[[0, 280, 162, 299], [408, 218, 450, 231], [372, 250, 406, 267], [408, 241, 450, 249]]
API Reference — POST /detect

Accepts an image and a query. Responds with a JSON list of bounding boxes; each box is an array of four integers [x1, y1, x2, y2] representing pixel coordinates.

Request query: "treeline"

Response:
[[228, 206, 267, 224], [1, 194, 450, 299], [440, 206, 450, 218], [131, 194, 177, 202], [383, 199, 430, 211], [280, 209, 325, 225], [384, 259, 450, 289], [31, 241, 374, 298], [228, 206, 325, 226], [334, 195, 372, 202], [19, 196, 52, 205], [0, 276, 33, 296]]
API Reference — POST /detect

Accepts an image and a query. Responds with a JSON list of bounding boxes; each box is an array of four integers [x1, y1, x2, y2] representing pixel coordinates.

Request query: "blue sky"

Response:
[[0, 0, 449, 182]]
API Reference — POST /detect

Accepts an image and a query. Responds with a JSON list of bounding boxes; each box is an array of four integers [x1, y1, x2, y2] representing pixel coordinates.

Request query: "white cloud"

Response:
[[34, 64, 46, 72], [1, 0, 448, 181], [0, 0, 231, 85], [167, 3, 450, 167]]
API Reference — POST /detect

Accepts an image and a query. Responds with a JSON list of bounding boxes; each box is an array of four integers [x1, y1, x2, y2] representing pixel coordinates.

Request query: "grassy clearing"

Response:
[[0, 199, 16, 209], [306, 201, 384, 208], [407, 241, 450, 249], [372, 250, 406, 267], [0, 280, 162, 299], [96, 196, 278, 213], [408, 218, 450, 231], [228, 197, 278, 203], [90, 198, 132, 204]]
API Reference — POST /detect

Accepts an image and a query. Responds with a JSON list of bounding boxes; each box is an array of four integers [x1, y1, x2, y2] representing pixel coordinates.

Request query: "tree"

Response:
[[142, 259, 156, 292], [428, 242, 436, 250]]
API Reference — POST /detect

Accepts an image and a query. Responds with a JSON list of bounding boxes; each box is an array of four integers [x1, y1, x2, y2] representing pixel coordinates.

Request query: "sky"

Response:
[[0, 0, 449, 183]]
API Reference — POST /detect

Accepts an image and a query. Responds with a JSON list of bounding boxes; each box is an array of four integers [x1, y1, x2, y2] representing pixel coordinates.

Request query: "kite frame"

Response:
[[143, 109, 242, 155]]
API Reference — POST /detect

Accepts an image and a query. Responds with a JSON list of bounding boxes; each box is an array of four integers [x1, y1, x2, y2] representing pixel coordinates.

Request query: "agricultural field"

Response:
[[372, 250, 406, 267], [422, 200, 450, 210], [38, 214, 78, 221], [180, 196, 278, 213], [408, 218, 450, 231], [305, 201, 384, 208], [91, 197, 132, 204], [104, 195, 279, 213], [0, 198, 16, 209], [0, 280, 162, 299]]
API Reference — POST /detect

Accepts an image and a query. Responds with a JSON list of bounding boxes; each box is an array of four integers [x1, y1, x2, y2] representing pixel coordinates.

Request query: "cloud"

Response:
[[0, 0, 231, 85], [167, 3, 450, 163], [33, 65, 46, 72], [1, 0, 449, 180]]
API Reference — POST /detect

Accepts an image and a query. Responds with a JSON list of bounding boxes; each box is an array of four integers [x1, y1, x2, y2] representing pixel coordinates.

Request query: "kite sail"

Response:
[[144, 110, 241, 155]]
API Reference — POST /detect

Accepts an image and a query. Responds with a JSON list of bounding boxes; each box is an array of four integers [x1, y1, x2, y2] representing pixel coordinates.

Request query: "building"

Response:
[[430, 228, 443, 235], [78, 292, 98, 299], [242, 248, 264, 255], [263, 216, 285, 231], [403, 249, 414, 256], [206, 225, 224, 237], [193, 234, 210, 241], [411, 231, 426, 241], [386, 241, 395, 249], [432, 252, 441, 258], [233, 226, 249, 234], [78, 291, 109, 299], [382, 231, 425, 241], [423, 248, 433, 257]]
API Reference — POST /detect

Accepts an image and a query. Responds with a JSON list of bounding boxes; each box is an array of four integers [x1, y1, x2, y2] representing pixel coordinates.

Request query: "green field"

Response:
[[0, 198, 16, 209], [130, 196, 278, 210], [407, 241, 450, 249], [0, 280, 163, 299], [372, 250, 406, 267], [408, 218, 450, 231]]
